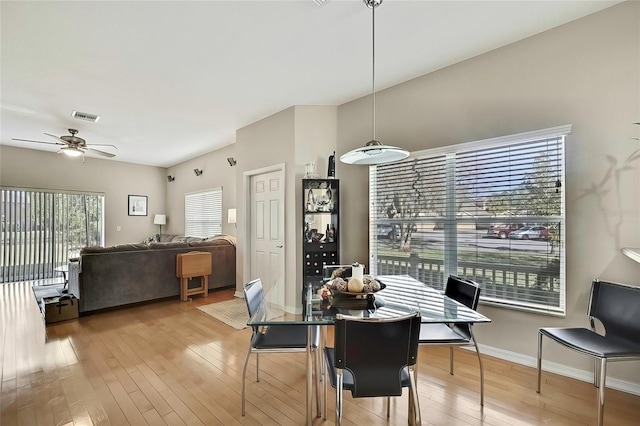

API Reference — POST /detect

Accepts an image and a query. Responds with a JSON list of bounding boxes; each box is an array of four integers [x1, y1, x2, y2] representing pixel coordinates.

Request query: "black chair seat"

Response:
[[324, 347, 412, 396], [419, 323, 470, 344], [537, 280, 640, 426], [540, 327, 640, 358], [253, 324, 319, 350], [242, 278, 322, 417]]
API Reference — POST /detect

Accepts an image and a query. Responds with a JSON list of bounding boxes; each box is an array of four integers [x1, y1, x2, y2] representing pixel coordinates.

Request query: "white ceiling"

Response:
[[1, 0, 622, 168]]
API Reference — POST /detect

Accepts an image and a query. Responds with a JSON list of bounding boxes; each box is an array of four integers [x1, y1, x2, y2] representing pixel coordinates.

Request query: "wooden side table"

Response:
[[176, 251, 212, 301]]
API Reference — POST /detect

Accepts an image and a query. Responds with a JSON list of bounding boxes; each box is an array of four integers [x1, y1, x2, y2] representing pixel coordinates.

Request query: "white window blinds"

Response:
[[370, 126, 568, 315], [1, 188, 104, 283], [184, 188, 222, 238]]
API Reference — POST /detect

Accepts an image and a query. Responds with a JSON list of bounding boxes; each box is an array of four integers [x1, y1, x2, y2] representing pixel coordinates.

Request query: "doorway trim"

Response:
[[240, 163, 286, 297]]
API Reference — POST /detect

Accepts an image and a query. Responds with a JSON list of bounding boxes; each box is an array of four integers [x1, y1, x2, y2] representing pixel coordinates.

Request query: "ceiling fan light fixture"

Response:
[[340, 0, 409, 166], [61, 146, 83, 157]]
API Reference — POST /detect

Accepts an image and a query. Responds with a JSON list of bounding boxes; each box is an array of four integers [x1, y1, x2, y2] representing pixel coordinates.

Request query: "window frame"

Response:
[[369, 125, 570, 316]]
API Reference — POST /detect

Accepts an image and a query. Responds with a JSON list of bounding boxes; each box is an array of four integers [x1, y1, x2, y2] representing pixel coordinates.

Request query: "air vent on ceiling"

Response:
[[71, 110, 100, 122]]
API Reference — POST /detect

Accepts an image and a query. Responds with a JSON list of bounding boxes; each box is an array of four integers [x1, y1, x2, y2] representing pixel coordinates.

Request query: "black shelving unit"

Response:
[[302, 178, 340, 295]]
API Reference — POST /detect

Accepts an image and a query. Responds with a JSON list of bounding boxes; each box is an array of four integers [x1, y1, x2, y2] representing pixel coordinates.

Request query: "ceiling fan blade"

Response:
[[86, 143, 118, 150], [12, 138, 65, 146], [44, 132, 69, 144], [87, 147, 116, 158]]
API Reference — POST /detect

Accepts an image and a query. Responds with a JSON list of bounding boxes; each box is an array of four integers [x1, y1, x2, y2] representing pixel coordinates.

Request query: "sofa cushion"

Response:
[[158, 234, 180, 243], [185, 236, 205, 243], [189, 239, 231, 247], [205, 234, 237, 246], [148, 241, 189, 249], [81, 243, 150, 254]]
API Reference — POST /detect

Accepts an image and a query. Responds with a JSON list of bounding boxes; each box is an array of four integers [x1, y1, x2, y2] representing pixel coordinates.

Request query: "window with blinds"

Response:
[[184, 188, 222, 238], [370, 126, 568, 315], [1, 188, 104, 283]]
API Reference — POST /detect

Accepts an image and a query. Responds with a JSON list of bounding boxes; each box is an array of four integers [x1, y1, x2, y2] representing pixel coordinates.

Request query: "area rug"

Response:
[[197, 298, 248, 330]]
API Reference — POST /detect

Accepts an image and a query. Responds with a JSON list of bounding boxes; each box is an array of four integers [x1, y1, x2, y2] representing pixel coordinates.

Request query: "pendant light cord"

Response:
[[372, 1, 376, 141]]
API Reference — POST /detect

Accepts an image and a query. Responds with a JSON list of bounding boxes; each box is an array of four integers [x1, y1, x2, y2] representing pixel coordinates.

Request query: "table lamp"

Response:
[[153, 214, 166, 235]]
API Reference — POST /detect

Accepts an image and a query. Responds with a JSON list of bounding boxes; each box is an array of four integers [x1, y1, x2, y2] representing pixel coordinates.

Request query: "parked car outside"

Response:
[[508, 225, 551, 240], [486, 223, 525, 239], [377, 223, 400, 240]]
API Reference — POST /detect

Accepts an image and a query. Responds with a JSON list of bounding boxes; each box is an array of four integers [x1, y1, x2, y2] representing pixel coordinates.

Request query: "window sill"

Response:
[[622, 247, 640, 263]]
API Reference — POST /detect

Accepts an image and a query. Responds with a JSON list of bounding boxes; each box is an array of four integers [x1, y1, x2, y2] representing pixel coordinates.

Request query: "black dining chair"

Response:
[[241, 278, 321, 416], [324, 312, 422, 425], [537, 279, 640, 426], [418, 275, 485, 405]]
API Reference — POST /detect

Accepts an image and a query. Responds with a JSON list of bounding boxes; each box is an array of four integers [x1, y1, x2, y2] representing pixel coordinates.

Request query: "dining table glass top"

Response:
[[248, 274, 491, 326]]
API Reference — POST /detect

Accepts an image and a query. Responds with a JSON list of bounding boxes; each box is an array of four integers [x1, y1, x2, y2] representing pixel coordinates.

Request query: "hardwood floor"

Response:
[[1, 281, 639, 425]]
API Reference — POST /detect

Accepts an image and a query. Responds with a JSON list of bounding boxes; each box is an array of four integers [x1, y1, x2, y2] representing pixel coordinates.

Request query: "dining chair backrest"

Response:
[[589, 280, 640, 342], [445, 275, 481, 310], [445, 276, 481, 339], [333, 312, 421, 398], [243, 278, 265, 324]]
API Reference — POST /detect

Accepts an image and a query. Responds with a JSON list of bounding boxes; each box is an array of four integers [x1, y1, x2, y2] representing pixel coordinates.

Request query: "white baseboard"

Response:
[[473, 344, 640, 396]]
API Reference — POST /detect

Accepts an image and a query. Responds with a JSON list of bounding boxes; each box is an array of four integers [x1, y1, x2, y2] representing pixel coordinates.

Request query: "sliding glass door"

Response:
[[0, 188, 104, 283]]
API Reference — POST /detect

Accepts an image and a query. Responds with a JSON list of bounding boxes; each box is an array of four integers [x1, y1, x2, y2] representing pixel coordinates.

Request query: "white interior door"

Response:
[[250, 169, 285, 306]]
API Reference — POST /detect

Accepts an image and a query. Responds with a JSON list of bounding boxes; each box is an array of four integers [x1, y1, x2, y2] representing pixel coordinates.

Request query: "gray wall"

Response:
[[165, 143, 237, 237], [337, 1, 639, 386], [0, 145, 166, 246], [234, 105, 337, 305]]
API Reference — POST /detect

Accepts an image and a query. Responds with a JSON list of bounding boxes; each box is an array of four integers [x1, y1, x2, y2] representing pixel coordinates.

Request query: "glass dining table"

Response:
[[247, 274, 491, 425]]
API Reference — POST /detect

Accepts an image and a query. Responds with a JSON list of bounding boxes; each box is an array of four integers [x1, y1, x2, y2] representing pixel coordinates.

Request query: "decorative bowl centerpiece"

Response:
[[325, 271, 385, 297]]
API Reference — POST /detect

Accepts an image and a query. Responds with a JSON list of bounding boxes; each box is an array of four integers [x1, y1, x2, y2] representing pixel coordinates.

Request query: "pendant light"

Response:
[[340, 0, 409, 166]]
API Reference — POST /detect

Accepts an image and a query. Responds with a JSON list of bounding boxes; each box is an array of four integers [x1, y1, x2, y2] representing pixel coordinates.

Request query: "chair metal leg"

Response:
[[322, 328, 328, 420], [471, 337, 485, 406], [449, 346, 455, 375], [336, 369, 344, 426], [386, 396, 390, 418], [594, 358, 600, 387], [241, 347, 253, 416], [597, 358, 606, 426], [408, 365, 422, 425], [314, 347, 320, 417], [536, 331, 543, 393], [256, 353, 260, 382]]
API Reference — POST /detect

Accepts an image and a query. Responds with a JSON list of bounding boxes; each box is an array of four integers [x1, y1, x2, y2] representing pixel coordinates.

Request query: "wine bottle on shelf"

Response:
[[326, 223, 335, 243]]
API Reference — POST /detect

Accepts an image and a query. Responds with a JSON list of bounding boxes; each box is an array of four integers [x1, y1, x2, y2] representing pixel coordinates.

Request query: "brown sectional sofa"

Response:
[[68, 234, 236, 314]]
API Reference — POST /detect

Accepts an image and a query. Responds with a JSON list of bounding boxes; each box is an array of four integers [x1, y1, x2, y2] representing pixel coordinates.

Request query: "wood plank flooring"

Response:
[[1, 280, 639, 425]]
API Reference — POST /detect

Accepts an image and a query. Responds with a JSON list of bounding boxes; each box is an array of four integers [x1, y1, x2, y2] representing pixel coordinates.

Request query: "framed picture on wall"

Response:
[[128, 195, 148, 216]]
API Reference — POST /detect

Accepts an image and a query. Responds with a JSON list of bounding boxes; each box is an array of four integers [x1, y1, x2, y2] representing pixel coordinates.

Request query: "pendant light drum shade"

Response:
[[340, 0, 409, 166], [340, 140, 409, 165]]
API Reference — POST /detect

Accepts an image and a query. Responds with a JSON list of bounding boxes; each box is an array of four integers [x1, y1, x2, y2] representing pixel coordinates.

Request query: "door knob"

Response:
[[276, 245, 283, 248]]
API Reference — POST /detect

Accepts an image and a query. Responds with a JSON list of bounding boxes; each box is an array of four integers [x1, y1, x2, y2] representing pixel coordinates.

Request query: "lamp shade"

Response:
[[153, 214, 166, 225], [340, 140, 409, 165], [227, 208, 237, 224]]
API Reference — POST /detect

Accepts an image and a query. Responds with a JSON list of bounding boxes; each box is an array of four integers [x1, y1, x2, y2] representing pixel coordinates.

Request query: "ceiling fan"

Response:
[[12, 128, 117, 158]]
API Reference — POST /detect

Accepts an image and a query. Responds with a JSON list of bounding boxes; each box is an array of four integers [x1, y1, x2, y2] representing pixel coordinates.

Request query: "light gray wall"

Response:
[[234, 105, 337, 306], [0, 145, 167, 246], [337, 1, 639, 384], [165, 144, 237, 237]]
